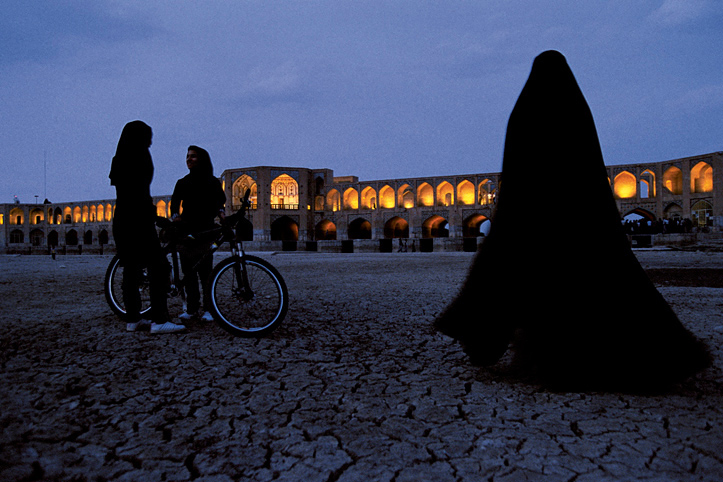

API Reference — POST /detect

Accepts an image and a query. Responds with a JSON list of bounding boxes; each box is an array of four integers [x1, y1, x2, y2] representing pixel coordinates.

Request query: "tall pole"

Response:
[[44, 150, 47, 201]]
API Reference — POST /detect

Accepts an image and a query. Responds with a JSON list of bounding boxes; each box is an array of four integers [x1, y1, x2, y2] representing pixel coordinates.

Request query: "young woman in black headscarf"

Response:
[[170, 145, 227, 322], [109, 120, 186, 334]]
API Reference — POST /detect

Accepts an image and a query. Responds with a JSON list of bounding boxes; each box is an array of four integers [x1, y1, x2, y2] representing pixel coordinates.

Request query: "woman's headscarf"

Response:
[[109, 120, 153, 187]]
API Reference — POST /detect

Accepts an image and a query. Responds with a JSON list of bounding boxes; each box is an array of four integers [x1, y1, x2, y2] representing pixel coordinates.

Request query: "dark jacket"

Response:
[[170, 169, 226, 232]]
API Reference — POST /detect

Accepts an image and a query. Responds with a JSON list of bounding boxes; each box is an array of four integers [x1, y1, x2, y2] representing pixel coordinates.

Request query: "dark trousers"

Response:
[[180, 242, 213, 314], [114, 214, 170, 323]]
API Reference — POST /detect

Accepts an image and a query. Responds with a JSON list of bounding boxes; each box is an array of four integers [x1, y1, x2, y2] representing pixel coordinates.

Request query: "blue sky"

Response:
[[1, 0, 722, 203]]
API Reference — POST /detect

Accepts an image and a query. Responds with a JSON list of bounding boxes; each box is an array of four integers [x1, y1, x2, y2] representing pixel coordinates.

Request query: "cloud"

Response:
[[649, 0, 712, 26], [0, 0, 156, 66]]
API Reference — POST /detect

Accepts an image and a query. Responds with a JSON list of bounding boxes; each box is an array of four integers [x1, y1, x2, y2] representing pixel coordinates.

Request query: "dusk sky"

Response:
[[2, 0, 722, 204]]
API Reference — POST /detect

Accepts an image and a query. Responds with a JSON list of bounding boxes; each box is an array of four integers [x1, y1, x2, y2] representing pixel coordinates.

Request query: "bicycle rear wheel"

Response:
[[104, 254, 152, 318], [209, 255, 288, 337]]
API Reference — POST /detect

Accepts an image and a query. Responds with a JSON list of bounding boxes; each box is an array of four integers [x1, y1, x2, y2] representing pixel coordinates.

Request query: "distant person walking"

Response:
[[109, 120, 185, 334], [170, 145, 226, 322]]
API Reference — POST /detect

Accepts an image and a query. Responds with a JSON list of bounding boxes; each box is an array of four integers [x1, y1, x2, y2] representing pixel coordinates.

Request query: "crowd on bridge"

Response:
[[622, 217, 694, 235]]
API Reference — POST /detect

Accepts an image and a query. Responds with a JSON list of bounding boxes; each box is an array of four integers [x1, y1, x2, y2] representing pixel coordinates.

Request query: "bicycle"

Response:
[[104, 190, 288, 337]]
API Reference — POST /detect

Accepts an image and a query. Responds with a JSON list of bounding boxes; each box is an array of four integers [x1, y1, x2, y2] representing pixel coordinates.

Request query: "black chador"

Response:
[[434, 50, 710, 391]]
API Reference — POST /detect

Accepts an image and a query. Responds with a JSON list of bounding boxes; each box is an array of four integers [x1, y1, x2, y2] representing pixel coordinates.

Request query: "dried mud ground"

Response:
[[1, 250, 723, 482]]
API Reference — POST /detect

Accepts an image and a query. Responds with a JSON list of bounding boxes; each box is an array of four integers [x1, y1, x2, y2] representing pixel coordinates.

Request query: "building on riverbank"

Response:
[[2, 151, 722, 254]]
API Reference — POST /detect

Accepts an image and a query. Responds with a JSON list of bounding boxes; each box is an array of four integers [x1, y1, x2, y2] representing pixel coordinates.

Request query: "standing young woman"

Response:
[[109, 120, 186, 334], [170, 145, 227, 321]]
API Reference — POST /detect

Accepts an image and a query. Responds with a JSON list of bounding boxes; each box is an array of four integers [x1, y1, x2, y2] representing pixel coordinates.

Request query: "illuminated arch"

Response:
[[156, 200, 167, 218], [327, 189, 341, 211], [343, 187, 359, 210], [457, 180, 475, 205], [478, 179, 496, 205], [398, 184, 415, 209], [379, 185, 395, 209], [233, 174, 258, 208], [663, 166, 683, 194], [105, 204, 113, 221], [361, 186, 377, 210], [9, 208, 23, 225], [417, 183, 433, 207], [613, 171, 636, 199], [384, 216, 409, 238], [82, 205, 89, 222], [422, 215, 449, 238], [73, 206, 81, 223], [692, 200, 713, 228], [96, 205, 104, 223], [30, 208, 44, 225], [47, 208, 53, 224], [315, 219, 337, 240], [271, 174, 298, 209], [436, 181, 454, 207], [691, 162, 713, 193]]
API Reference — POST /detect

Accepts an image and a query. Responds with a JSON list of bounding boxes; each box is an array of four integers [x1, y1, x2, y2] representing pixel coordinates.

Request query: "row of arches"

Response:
[[230, 173, 297, 209], [321, 180, 497, 212], [3, 204, 115, 226], [269, 214, 491, 241], [612, 162, 713, 199], [7, 229, 110, 246]]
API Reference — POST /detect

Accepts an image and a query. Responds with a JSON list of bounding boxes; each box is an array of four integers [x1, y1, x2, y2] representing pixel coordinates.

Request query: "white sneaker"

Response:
[[178, 311, 196, 321], [200, 311, 214, 322], [150, 321, 186, 334], [126, 319, 151, 332]]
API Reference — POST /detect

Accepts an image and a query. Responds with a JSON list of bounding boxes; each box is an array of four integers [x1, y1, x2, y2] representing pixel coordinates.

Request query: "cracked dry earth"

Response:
[[1, 250, 723, 482]]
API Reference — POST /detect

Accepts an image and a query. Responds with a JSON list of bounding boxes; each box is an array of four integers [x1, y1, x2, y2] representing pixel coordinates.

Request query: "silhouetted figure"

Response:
[[110, 120, 185, 334], [434, 51, 710, 392], [171, 145, 226, 322]]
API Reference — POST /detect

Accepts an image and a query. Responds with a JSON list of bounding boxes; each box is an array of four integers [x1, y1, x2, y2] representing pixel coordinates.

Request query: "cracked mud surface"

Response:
[[1, 250, 722, 481]]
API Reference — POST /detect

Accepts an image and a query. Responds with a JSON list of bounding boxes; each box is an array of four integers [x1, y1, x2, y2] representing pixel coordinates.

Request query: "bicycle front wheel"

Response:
[[209, 255, 288, 337], [104, 254, 152, 318]]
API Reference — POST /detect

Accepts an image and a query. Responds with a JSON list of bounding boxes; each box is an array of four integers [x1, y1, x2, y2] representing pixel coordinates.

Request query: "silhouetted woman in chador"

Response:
[[434, 51, 710, 391], [109, 120, 185, 334]]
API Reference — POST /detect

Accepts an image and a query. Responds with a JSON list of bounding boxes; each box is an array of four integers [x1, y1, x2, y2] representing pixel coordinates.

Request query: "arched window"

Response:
[[30, 229, 44, 247], [478, 180, 496, 205], [9, 208, 23, 225], [613, 171, 636, 199], [417, 183, 433, 207], [73, 206, 81, 223], [233, 174, 258, 209], [105, 204, 113, 221], [691, 162, 713, 193], [692, 200, 713, 228], [397, 184, 414, 209], [640, 170, 655, 199], [343, 188, 359, 210], [327, 189, 341, 212], [270, 174, 299, 209], [361, 186, 377, 209], [82, 205, 89, 222], [379, 185, 395, 209], [436, 181, 454, 206], [663, 166, 683, 194], [457, 180, 475, 205], [156, 200, 167, 218], [9, 229, 24, 244]]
